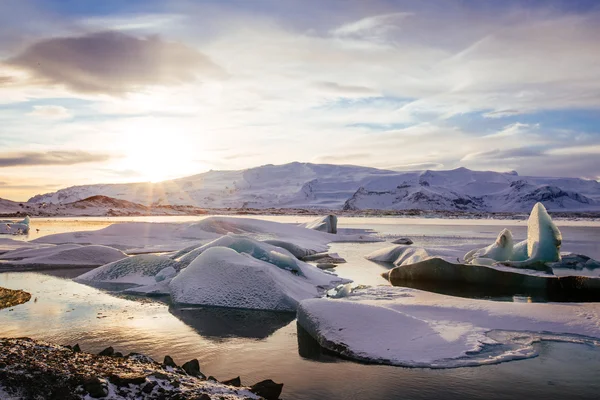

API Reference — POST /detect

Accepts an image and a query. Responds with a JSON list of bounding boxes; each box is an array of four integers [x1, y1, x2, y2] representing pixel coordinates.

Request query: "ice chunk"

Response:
[[262, 239, 317, 259], [505, 203, 562, 268], [527, 202, 562, 262], [297, 286, 600, 368], [2, 245, 126, 268], [391, 238, 413, 245], [177, 234, 345, 288], [170, 247, 349, 311], [155, 266, 178, 282], [302, 215, 337, 234], [464, 229, 514, 264], [509, 240, 528, 261], [366, 245, 463, 266], [0, 216, 30, 235], [76, 254, 180, 285]]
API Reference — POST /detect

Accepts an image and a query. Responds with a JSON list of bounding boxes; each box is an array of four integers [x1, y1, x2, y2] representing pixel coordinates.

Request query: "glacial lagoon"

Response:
[[1, 216, 600, 400]]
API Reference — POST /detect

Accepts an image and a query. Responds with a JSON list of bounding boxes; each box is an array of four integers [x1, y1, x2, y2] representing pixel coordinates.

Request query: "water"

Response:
[[1, 216, 600, 399]]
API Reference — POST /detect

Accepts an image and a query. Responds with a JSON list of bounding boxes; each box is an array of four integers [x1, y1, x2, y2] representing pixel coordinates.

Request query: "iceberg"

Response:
[[302, 215, 337, 234], [170, 247, 350, 311], [261, 239, 317, 259], [297, 286, 600, 368], [0, 244, 126, 268], [459, 203, 563, 268], [366, 244, 464, 266], [0, 216, 30, 235], [464, 229, 514, 264], [76, 254, 181, 285]]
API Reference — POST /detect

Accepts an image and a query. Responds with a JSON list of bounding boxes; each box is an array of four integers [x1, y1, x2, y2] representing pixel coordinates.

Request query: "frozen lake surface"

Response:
[[1, 216, 600, 399]]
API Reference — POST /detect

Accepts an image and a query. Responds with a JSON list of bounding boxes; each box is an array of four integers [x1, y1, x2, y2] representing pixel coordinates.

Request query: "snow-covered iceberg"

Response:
[[464, 229, 514, 264], [297, 286, 600, 368], [0, 216, 30, 235], [0, 244, 126, 268], [460, 202, 562, 269], [371, 243, 600, 301], [34, 216, 376, 254], [170, 247, 350, 311], [302, 215, 337, 234], [504, 202, 562, 268], [76, 254, 181, 285]]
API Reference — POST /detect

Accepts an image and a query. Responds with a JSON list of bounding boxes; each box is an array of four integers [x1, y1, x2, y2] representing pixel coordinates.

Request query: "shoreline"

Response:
[[0, 337, 283, 400]]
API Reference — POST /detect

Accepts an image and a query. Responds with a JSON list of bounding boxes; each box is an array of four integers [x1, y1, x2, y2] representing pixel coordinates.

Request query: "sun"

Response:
[[117, 123, 200, 183]]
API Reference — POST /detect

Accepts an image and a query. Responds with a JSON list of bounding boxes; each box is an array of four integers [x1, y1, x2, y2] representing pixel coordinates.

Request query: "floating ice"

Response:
[[76, 254, 180, 285], [297, 286, 600, 368], [0, 216, 30, 235], [464, 229, 514, 264], [302, 215, 337, 234], [1, 245, 126, 268], [505, 202, 562, 268], [366, 245, 463, 266], [170, 247, 350, 311]]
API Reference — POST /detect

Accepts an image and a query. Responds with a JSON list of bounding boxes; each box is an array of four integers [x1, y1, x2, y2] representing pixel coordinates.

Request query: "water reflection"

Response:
[[296, 323, 341, 363], [169, 306, 295, 340]]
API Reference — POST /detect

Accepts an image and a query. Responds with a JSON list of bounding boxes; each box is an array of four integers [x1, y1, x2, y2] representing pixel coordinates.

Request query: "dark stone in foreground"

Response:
[[163, 355, 177, 368], [182, 359, 205, 378], [383, 258, 600, 302], [222, 376, 241, 387], [98, 346, 114, 356], [83, 377, 107, 398], [250, 379, 284, 400], [0, 337, 276, 399]]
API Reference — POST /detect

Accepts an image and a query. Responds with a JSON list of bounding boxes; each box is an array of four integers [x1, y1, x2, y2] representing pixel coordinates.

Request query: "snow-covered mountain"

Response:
[[28, 163, 600, 212], [0, 195, 205, 217]]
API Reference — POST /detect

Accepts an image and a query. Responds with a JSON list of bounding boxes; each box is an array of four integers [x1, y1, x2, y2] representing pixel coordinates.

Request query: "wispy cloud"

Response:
[[0, 151, 112, 167], [28, 105, 71, 119]]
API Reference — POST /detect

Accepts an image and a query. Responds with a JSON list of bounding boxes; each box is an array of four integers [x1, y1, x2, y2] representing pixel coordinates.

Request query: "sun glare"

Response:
[[117, 123, 200, 182]]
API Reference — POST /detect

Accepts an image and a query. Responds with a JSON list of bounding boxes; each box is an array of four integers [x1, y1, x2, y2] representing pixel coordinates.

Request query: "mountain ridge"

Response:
[[27, 163, 600, 212]]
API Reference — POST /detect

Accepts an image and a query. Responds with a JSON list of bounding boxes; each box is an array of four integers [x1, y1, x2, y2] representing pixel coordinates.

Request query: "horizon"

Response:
[[4, 161, 600, 203], [1, 0, 600, 200]]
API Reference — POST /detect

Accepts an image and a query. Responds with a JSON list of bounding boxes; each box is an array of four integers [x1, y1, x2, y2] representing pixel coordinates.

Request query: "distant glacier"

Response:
[[28, 162, 600, 212]]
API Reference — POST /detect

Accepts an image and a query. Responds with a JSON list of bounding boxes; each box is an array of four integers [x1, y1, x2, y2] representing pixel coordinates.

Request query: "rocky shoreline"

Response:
[[0, 338, 283, 400], [0, 288, 31, 310]]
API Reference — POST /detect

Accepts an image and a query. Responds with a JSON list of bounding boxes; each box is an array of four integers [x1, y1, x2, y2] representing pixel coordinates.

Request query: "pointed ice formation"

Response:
[[526, 202, 562, 263]]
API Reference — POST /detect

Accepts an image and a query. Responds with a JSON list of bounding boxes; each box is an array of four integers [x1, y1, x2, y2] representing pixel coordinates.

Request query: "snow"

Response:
[[76, 254, 180, 285], [170, 247, 350, 311], [262, 239, 317, 259], [297, 286, 600, 368], [1, 245, 126, 267], [366, 244, 465, 266], [0, 243, 83, 260], [302, 215, 337, 233], [177, 234, 304, 274], [34, 216, 376, 253], [27, 163, 600, 212]]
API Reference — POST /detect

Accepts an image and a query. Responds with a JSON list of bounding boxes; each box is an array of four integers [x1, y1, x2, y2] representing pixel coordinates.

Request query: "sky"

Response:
[[0, 0, 599, 201]]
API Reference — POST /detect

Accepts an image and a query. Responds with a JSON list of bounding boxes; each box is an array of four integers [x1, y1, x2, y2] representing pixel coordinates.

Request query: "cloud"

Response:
[[312, 81, 377, 95], [0, 151, 112, 167], [483, 109, 522, 118], [28, 105, 71, 119], [8, 31, 225, 94], [387, 162, 445, 171], [461, 147, 545, 161]]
